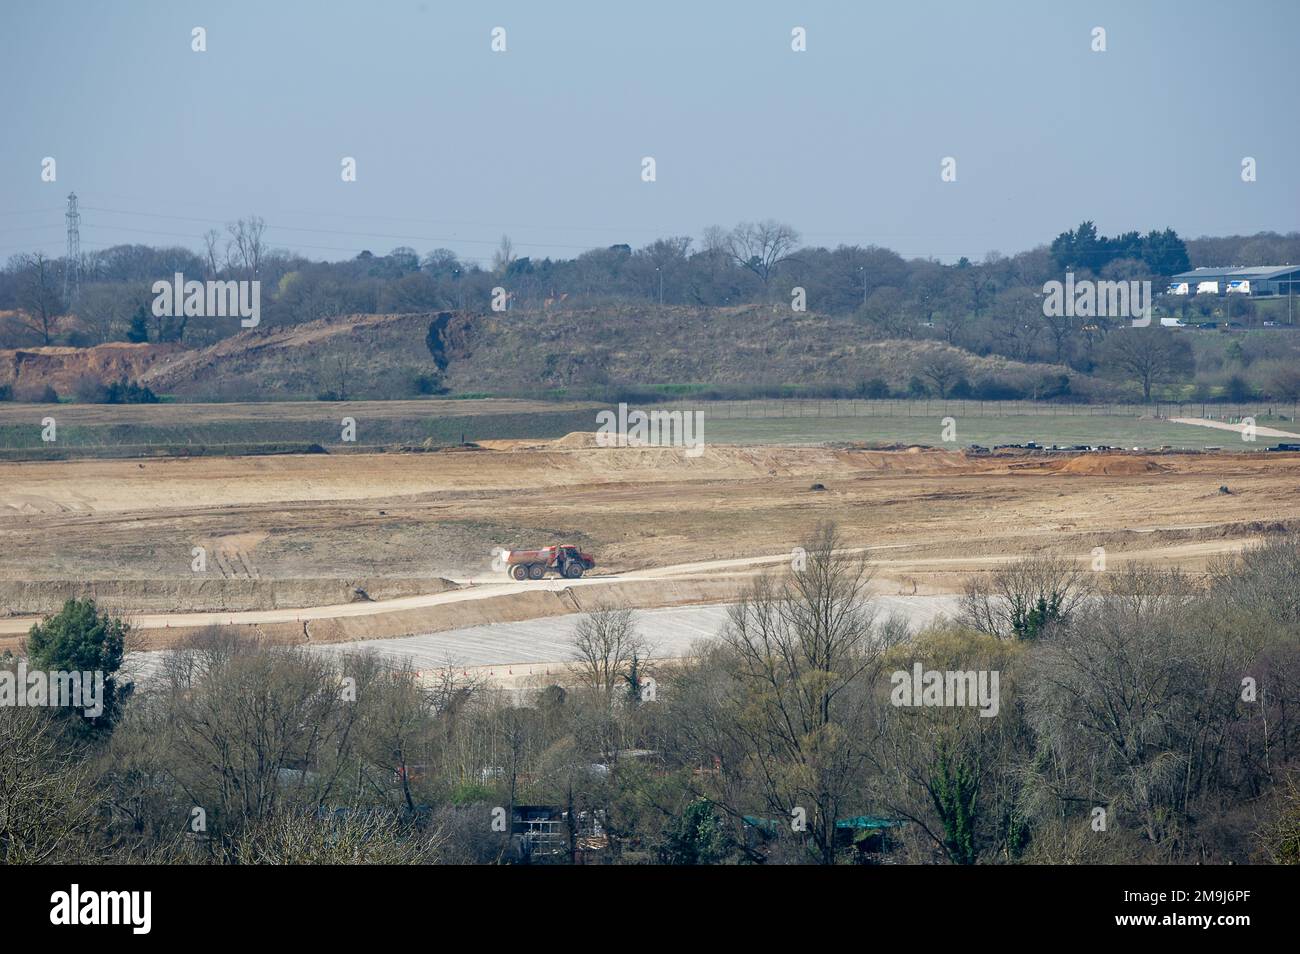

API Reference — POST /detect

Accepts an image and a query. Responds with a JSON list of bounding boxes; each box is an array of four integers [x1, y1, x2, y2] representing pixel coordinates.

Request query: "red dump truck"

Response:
[[503, 544, 596, 581]]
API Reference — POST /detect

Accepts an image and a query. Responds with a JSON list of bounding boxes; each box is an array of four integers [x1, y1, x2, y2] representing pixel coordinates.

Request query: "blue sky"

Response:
[[1, 0, 1296, 266]]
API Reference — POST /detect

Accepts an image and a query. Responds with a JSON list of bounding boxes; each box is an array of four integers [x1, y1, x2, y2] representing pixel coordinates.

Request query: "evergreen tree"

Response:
[[126, 305, 150, 343], [930, 746, 979, 864], [25, 599, 128, 731], [658, 799, 732, 864]]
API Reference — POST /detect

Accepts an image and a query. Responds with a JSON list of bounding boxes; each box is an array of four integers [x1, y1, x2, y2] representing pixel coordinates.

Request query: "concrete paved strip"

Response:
[[303, 595, 956, 668], [1167, 417, 1300, 440], [124, 596, 962, 680], [312, 604, 737, 670]]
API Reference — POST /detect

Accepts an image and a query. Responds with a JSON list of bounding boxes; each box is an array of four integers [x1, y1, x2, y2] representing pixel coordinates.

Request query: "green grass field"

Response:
[[0, 407, 599, 457], [0, 398, 1295, 458], [701, 414, 1295, 451]]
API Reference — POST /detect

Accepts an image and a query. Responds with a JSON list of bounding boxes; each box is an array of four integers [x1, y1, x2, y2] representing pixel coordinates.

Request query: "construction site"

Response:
[[4, 0, 1300, 899], [4, 429, 1297, 677]]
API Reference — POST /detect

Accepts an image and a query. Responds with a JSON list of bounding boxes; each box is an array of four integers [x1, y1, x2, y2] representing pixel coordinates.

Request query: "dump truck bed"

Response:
[[503, 546, 558, 566]]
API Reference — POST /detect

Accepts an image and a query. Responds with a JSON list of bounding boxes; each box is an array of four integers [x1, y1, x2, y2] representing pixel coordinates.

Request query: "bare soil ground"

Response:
[[0, 342, 181, 395], [3, 437, 1297, 651]]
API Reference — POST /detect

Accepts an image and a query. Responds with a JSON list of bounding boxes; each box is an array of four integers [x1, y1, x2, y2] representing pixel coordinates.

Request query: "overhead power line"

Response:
[[78, 205, 608, 252]]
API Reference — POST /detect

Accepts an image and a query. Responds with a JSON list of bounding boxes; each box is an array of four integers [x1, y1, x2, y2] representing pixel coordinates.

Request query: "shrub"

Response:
[[1034, 373, 1072, 401], [1223, 374, 1254, 403], [101, 378, 159, 404], [14, 383, 61, 403], [855, 377, 891, 399], [971, 376, 1024, 401], [412, 372, 445, 395], [72, 376, 108, 403]]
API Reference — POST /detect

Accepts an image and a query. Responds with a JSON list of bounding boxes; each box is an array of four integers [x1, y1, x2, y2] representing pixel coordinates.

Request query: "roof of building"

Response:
[[1171, 265, 1300, 281], [742, 814, 905, 832], [835, 815, 906, 830]]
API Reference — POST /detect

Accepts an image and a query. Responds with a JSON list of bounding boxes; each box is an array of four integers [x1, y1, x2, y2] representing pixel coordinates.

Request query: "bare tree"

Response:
[[76, 284, 128, 344], [1039, 301, 1077, 365], [571, 606, 648, 700], [960, 554, 1092, 640], [988, 286, 1045, 363], [723, 220, 801, 286], [1258, 773, 1300, 864], [492, 234, 516, 274], [700, 225, 729, 256], [1098, 327, 1195, 402], [869, 627, 1030, 864], [222, 809, 445, 864], [1207, 535, 1300, 627], [226, 216, 267, 278], [1264, 361, 1300, 403], [1022, 565, 1201, 845], [316, 343, 361, 401], [916, 349, 969, 398], [11, 251, 62, 344], [708, 523, 899, 864], [203, 229, 223, 279], [350, 656, 437, 813], [159, 634, 362, 838], [490, 700, 538, 837], [0, 706, 99, 862]]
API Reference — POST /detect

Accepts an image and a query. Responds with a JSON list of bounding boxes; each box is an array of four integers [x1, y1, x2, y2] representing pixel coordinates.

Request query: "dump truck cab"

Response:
[[556, 544, 595, 578]]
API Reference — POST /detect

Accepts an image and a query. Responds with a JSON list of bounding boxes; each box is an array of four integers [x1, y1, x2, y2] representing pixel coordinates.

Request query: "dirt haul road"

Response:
[[2, 439, 1298, 652], [0, 553, 796, 634]]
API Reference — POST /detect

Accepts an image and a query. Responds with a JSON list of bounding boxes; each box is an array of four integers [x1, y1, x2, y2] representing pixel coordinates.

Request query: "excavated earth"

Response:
[[3, 437, 1298, 652]]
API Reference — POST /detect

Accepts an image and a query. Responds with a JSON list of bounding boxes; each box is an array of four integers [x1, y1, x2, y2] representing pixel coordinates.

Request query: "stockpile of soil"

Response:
[[1056, 455, 1166, 476], [552, 431, 658, 449]]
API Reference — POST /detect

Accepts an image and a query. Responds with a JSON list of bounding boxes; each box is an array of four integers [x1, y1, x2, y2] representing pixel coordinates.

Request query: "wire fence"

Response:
[[667, 399, 1299, 421]]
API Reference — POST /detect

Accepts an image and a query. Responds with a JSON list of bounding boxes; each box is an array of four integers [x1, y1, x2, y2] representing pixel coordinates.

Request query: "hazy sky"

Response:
[[2, 0, 1296, 267]]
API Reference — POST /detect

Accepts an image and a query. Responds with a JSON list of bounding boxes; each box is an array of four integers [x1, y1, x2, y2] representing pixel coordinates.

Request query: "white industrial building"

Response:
[[1167, 265, 1300, 296]]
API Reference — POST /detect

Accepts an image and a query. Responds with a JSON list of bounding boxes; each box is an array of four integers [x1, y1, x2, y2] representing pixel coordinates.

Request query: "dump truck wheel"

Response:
[[564, 563, 584, 579], [528, 563, 546, 580], [511, 565, 528, 581]]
